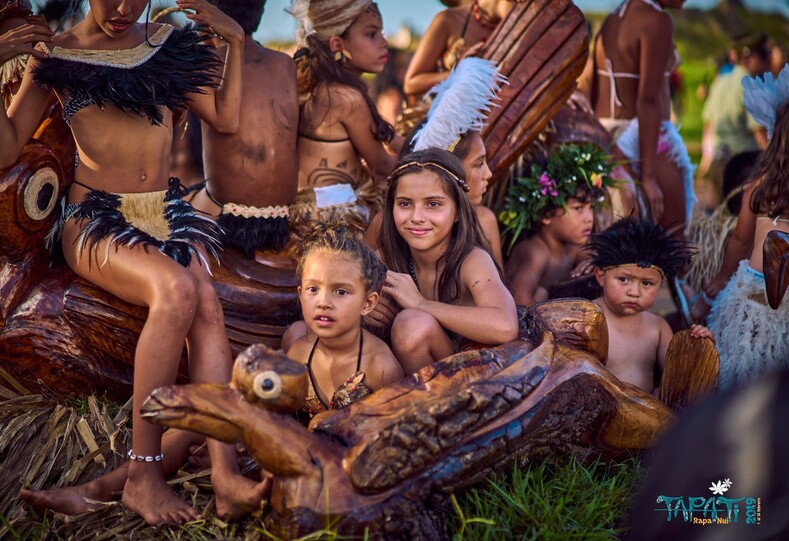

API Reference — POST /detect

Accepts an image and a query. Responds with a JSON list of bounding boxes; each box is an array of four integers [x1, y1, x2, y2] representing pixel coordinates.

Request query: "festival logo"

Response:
[[655, 479, 762, 526]]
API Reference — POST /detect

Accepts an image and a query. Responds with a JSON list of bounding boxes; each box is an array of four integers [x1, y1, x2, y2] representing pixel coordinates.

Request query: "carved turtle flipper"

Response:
[[763, 230, 789, 310], [658, 330, 719, 410]]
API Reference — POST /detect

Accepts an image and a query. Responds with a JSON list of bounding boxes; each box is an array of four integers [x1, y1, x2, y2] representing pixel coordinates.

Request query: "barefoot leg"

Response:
[[61, 225, 206, 525], [185, 271, 270, 519]]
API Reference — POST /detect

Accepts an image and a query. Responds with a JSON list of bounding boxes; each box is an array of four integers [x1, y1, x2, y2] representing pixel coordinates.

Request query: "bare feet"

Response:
[[121, 463, 201, 525], [20, 483, 103, 515], [213, 472, 271, 520]]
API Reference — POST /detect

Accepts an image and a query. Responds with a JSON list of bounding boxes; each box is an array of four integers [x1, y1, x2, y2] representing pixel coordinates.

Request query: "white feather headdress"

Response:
[[742, 64, 789, 139], [412, 57, 507, 152]]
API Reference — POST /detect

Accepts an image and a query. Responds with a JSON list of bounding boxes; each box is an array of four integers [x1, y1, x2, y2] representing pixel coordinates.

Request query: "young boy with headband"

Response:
[[587, 217, 713, 393]]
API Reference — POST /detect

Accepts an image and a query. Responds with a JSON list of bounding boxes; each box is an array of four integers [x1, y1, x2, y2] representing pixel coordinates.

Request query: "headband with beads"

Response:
[[387, 161, 470, 193]]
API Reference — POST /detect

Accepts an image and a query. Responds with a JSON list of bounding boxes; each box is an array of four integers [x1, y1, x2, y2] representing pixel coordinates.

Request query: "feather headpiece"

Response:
[[412, 57, 507, 152], [585, 217, 694, 280], [742, 64, 789, 139], [289, 0, 373, 47]]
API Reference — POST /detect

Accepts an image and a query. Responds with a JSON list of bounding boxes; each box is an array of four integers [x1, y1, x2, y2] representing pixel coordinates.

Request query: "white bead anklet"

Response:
[[128, 450, 164, 462]]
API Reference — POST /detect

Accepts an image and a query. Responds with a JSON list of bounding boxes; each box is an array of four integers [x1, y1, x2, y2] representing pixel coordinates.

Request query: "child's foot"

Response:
[[121, 465, 201, 525], [20, 483, 102, 515], [213, 472, 271, 520]]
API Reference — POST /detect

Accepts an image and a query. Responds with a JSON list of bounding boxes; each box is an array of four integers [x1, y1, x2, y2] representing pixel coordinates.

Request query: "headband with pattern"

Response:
[[388, 161, 470, 193]]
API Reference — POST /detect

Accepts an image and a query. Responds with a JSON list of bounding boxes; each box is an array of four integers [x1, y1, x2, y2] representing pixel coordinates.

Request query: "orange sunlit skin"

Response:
[[393, 171, 457, 258], [298, 251, 378, 341], [460, 133, 493, 206], [544, 197, 595, 246], [331, 9, 389, 76]]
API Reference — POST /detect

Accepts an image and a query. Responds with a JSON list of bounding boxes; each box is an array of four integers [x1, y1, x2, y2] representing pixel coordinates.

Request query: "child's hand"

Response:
[[689, 324, 715, 344], [0, 22, 53, 63], [364, 293, 398, 329], [570, 257, 594, 278], [176, 0, 244, 45], [384, 271, 423, 310]]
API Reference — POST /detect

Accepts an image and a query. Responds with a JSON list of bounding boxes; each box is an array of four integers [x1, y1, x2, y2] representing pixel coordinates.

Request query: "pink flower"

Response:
[[656, 135, 669, 155], [538, 173, 558, 196], [591, 172, 603, 188]]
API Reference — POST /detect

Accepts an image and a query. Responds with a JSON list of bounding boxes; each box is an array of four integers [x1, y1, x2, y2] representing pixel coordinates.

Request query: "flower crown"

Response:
[[499, 143, 618, 251]]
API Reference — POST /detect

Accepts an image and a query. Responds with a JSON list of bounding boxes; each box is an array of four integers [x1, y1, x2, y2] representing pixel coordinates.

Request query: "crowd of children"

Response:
[[2, 0, 787, 529]]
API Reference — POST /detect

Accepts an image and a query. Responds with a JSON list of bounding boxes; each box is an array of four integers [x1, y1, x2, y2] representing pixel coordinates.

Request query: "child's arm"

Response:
[[385, 249, 518, 345], [337, 85, 396, 177], [505, 240, 550, 307], [656, 317, 674, 373], [402, 11, 452, 97], [0, 27, 54, 168], [178, 0, 245, 134], [365, 348, 405, 391], [690, 179, 758, 321]]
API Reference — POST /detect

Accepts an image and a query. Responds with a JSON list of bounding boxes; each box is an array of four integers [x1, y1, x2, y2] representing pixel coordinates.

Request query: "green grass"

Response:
[[449, 455, 641, 541]]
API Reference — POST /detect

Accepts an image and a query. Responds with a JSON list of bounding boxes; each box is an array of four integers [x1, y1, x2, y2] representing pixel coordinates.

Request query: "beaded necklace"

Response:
[[408, 256, 420, 292]]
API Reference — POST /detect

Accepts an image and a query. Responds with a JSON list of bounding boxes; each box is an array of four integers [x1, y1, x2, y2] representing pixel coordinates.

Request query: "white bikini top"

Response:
[[757, 216, 789, 225], [596, 0, 680, 115]]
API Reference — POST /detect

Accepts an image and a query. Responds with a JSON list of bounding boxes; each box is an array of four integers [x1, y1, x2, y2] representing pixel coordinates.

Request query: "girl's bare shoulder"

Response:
[[286, 334, 314, 365]]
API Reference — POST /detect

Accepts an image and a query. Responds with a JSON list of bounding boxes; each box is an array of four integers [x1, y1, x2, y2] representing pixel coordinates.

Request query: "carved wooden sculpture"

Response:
[[659, 330, 719, 411], [481, 0, 589, 184], [0, 60, 300, 400], [763, 230, 789, 310], [142, 299, 672, 540], [0, 0, 596, 400]]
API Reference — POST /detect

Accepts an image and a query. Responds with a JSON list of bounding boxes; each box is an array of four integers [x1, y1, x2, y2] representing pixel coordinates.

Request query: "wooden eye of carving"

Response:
[[24, 167, 59, 221], [253, 371, 282, 399]]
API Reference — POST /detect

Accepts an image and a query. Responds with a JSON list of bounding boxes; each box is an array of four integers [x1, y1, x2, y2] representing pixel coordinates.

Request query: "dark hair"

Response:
[[296, 7, 394, 144], [586, 216, 694, 280], [378, 148, 490, 304], [523, 181, 599, 238], [296, 225, 386, 294], [750, 101, 789, 219], [722, 150, 760, 215], [208, 0, 265, 35]]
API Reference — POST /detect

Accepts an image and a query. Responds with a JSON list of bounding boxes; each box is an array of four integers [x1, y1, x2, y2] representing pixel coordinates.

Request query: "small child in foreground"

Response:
[[503, 143, 617, 306], [587, 217, 714, 393], [287, 227, 403, 418]]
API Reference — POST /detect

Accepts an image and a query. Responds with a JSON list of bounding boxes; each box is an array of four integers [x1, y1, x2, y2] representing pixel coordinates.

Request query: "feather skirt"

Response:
[[708, 260, 789, 390], [61, 179, 222, 270]]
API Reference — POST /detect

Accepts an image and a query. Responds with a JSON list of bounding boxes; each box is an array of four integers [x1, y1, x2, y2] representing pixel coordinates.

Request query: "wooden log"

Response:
[[763, 230, 789, 310], [659, 330, 719, 411]]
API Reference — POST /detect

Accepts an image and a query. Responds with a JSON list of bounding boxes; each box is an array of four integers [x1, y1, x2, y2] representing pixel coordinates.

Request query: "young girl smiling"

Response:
[[376, 148, 518, 374]]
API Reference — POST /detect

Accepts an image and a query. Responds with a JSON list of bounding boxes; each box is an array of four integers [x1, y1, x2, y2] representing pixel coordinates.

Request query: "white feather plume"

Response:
[[742, 63, 789, 139], [412, 57, 507, 152], [288, 0, 315, 47]]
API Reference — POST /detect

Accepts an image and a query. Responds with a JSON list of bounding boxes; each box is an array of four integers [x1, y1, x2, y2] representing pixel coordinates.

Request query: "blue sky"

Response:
[[253, 0, 789, 43]]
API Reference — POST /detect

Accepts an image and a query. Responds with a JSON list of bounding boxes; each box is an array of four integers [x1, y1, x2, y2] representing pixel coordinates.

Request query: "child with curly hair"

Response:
[[287, 226, 403, 418]]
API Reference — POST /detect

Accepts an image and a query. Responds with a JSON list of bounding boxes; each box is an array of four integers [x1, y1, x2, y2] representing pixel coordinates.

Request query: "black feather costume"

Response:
[[64, 178, 223, 270], [585, 217, 695, 280], [33, 25, 222, 125]]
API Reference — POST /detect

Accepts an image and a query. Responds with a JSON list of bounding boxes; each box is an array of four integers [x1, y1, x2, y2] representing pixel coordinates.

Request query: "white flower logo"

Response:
[[709, 479, 732, 495]]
